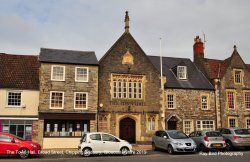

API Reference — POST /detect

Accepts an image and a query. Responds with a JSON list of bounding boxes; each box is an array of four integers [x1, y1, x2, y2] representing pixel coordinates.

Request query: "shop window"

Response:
[[1, 120, 32, 140], [44, 120, 89, 137]]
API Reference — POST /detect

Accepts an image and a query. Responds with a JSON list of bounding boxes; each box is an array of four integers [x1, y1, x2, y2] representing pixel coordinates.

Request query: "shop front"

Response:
[[39, 112, 96, 149]]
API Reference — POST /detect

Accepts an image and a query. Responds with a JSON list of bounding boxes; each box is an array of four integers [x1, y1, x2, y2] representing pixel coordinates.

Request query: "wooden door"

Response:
[[119, 117, 136, 144]]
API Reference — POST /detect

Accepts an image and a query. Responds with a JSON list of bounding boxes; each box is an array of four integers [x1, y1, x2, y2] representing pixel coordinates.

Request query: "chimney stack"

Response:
[[193, 36, 204, 59]]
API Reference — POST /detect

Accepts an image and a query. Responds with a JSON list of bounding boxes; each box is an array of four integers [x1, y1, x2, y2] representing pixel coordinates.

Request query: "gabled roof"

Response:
[[247, 64, 250, 71], [148, 56, 214, 90], [39, 48, 98, 65], [99, 32, 160, 74], [204, 46, 248, 79], [0, 53, 39, 90]]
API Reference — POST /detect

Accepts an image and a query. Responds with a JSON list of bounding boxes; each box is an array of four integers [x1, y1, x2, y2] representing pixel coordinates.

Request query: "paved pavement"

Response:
[[1, 145, 250, 162]]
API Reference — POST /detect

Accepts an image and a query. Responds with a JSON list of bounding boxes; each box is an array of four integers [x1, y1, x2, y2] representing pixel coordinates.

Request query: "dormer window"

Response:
[[177, 66, 187, 80]]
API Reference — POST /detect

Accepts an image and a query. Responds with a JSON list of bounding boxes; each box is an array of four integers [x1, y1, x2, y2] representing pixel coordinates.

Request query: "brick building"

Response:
[[194, 36, 250, 129], [0, 53, 40, 142], [38, 48, 98, 148], [149, 56, 216, 134], [98, 12, 165, 144]]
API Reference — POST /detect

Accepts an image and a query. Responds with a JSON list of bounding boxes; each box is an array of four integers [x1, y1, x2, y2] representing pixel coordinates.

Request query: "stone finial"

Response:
[[124, 11, 130, 33], [233, 45, 237, 51]]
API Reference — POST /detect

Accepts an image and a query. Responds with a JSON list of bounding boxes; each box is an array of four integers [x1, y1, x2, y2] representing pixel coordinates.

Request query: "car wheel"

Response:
[[18, 148, 29, 159], [82, 148, 92, 157], [152, 142, 158, 151], [200, 144, 208, 152], [167, 145, 174, 154], [225, 140, 234, 151], [120, 147, 129, 156]]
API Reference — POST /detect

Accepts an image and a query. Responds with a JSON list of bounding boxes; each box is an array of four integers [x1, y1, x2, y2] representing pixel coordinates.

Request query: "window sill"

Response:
[[5, 106, 22, 108], [51, 79, 65, 82], [75, 80, 89, 83], [49, 108, 64, 110]]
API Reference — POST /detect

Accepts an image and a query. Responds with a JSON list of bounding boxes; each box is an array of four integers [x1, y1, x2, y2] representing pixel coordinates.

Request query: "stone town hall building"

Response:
[[98, 12, 165, 144]]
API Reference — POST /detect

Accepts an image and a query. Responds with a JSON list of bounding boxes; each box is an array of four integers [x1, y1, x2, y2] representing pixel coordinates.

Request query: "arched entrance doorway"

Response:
[[119, 117, 136, 144], [167, 116, 177, 130]]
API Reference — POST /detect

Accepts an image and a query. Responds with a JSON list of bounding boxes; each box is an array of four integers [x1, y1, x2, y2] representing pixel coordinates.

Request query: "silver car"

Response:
[[189, 131, 226, 152], [218, 128, 250, 150], [152, 130, 196, 154]]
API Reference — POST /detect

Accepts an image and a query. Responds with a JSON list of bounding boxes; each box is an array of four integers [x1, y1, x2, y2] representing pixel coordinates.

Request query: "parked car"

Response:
[[152, 130, 196, 154], [189, 130, 226, 152], [0, 132, 41, 159], [78, 132, 132, 157], [217, 128, 250, 150]]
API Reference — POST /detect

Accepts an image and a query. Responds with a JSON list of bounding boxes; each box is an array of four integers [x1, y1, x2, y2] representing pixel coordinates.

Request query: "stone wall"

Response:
[[39, 63, 98, 113], [165, 89, 216, 131], [98, 33, 163, 142], [218, 53, 250, 128]]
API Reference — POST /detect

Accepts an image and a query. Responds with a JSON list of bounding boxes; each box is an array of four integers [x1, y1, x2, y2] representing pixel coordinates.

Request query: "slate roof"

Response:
[[148, 56, 214, 90], [0, 53, 39, 90], [39, 48, 98, 65]]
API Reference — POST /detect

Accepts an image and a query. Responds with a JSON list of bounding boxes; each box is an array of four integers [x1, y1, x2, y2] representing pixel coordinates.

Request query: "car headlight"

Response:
[[31, 144, 37, 148], [174, 142, 183, 146]]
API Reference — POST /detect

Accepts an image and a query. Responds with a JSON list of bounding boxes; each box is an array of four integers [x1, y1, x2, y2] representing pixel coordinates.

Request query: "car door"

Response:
[[0, 134, 19, 154], [189, 132, 197, 145], [101, 134, 120, 153], [88, 133, 103, 153], [159, 131, 170, 150], [153, 131, 162, 149]]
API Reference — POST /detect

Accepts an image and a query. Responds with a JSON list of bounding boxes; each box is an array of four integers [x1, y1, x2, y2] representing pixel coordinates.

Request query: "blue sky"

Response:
[[0, 0, 249, 63]]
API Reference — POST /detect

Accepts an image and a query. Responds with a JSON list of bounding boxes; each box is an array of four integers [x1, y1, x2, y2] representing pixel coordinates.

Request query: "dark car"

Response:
[[0, 132, 41, 159]]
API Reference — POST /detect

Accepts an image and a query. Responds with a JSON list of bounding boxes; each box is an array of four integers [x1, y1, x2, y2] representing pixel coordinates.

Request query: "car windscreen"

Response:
[[234, 129, 250, 135], [80, 134, 87, 143], [168, 131, 189, 139], [206, 131, 222, 137]]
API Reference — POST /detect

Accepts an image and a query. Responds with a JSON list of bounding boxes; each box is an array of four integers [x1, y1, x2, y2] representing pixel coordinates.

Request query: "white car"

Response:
[[78, 132, 132, 157]]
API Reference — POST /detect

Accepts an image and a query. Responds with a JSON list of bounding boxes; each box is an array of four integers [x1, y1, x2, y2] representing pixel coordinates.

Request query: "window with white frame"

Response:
[[246, 118, 250, 129], [167, 94, 175, 109], [7, 91, 22, 106], [112, 74, 144, 100], [234, 70, 242, 84], [227, 91, 235, 109], [228, 118, 237, 128], [196, 120, 214, 131], [177, 66, 187, 80], [183, 120, 194, 135], [148, 116, 155, 131], [75, 67, 88, 82], [50, 91, 64, 109], [74, 92, 87, 109], [245, 92, 250, 110], [51, 66, 65, 81], [201, 95, 209, 110]]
